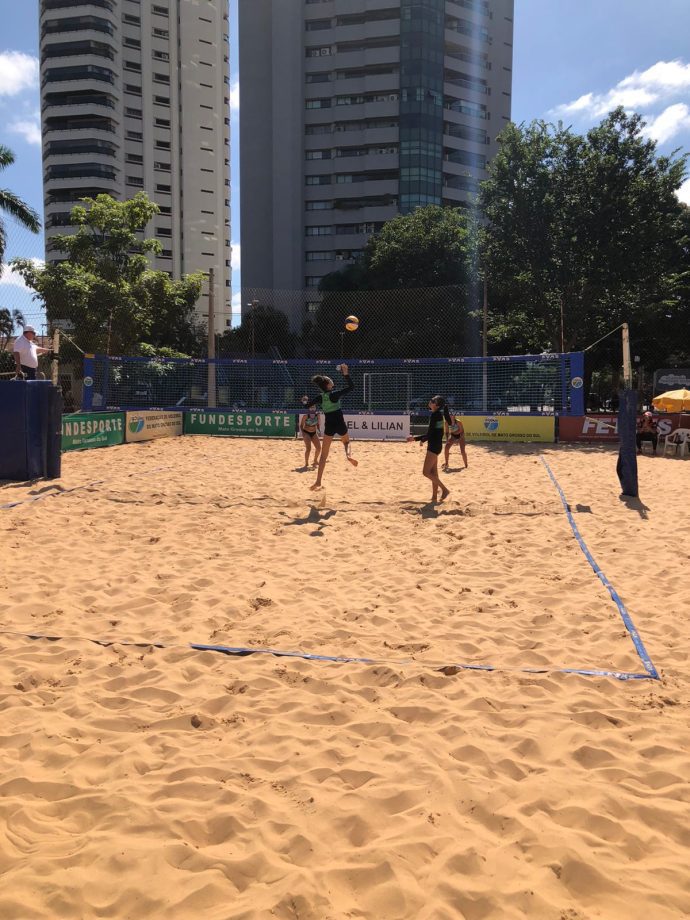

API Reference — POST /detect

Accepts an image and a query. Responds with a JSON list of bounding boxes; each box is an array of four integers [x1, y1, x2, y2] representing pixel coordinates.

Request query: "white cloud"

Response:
[[678, 178, 690, 206], [9, 114, 41, 146], [0, 51, 39, 97], [641, 103, 690, 144], [231, 242, 241, 272], [552, 59, 690, 121], [230, 79, 239, 112], [0, 259, 44, 292]]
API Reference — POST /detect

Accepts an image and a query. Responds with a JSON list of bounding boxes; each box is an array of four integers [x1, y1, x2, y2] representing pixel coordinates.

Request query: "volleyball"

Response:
[[345, 315, 359, 332]]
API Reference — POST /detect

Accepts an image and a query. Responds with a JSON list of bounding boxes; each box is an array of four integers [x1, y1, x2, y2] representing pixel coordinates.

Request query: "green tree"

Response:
[[12, 193, 203, 355], [480, 109, 689, 370], [219, 304, 296, 357], [313, 205, 479, 357], [0, 144, 40, 268]]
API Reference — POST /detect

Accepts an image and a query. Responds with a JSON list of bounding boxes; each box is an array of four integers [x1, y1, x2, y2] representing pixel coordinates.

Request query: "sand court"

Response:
[[1, 437, 689, 918]]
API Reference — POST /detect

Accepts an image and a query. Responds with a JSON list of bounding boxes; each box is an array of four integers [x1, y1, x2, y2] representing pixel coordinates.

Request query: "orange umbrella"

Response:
[[652, 388, 690, 412]]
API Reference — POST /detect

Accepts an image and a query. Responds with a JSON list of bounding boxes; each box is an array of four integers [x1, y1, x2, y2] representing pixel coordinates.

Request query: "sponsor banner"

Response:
[[184, 411, 296, 437], [459, 415, 555, 443], [345, 414, 410, 440], [62, 412, 125, 451], [653, 368, 690, 392], [126, 411, 183, 443], [559, 414, 684, 442]]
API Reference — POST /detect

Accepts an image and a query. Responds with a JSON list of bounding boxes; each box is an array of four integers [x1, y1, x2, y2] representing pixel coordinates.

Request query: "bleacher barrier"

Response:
[[0, 381, 62, 480]]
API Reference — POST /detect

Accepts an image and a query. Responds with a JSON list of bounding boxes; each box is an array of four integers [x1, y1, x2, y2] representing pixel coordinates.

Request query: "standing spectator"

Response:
[[13, 326, 51, 380], [636, 411, 658, 455]]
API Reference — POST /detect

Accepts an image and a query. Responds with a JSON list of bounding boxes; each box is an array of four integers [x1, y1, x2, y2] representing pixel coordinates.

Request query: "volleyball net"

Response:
[[83, 352, 585, 416]]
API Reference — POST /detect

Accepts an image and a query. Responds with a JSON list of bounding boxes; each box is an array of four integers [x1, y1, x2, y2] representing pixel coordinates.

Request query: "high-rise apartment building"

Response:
[[240, 0, 513, 328], [39, 0, 232, 332]]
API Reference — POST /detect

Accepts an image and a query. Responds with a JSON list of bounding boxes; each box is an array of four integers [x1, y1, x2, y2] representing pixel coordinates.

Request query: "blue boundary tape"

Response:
[[0, 456, 660, 682], [539, 456, 659, 680], [0, 631, 656, 680]]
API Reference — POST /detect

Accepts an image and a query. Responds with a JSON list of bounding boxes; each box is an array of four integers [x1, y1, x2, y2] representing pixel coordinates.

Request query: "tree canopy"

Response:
[[0, 144, 40, 269], [12, 192, 204, 356], [479, 108, 690, 368]]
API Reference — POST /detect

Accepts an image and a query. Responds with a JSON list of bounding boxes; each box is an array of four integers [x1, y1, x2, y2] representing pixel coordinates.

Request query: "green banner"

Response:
[[184, 411, 296, 438], [62, 412, 125, 451]]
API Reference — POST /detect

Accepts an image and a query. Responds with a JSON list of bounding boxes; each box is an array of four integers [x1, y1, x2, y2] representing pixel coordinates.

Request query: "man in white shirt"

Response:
[[13, 326, 52, 381]]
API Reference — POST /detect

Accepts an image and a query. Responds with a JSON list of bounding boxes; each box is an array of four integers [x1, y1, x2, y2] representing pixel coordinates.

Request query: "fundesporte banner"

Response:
[[62, 412, 125, 451], [184, 411, 296, 437]]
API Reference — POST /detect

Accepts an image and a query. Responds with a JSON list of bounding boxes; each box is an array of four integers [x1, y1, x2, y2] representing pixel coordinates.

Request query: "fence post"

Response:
[[482, 280, 488, 412], [51, 328, 60, 387], [207, 267, 216, 409]]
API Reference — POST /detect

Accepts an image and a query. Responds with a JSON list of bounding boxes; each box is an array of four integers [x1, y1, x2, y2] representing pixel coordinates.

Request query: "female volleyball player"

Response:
[[299, 402, 322, 468], [305, 363, 358, 490], [443, 411, 468, 471], [407, 395, 452, 502]]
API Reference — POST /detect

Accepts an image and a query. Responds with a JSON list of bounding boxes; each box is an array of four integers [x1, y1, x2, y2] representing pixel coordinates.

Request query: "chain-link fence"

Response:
[[3, 282, 688, 415]]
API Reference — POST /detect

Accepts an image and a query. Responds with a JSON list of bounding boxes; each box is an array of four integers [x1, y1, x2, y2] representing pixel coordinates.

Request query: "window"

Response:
[[160, 250, 172, 259], [153, 4, 169, 16], [305, 124, 332, 136], [305, 225, 333, 236], [306, 149, 331, 160], [306, 98, 331, 110], [125, 84, 142, 96], [305, 19, 331, 31], [306, 251, 333, 261], [123, 37, 141, 49], [305, 276, 323, 288], [305, 200, 331, 211], [154, 161, 171, 171], [156, 227, 172, 236], [155, 117, 170, 127], [153, 72, 170, 84], [124, 61, 141, 72], [126, 107, 142, 118], [153, 27, 169, 38], [158, 205, 172, 215], [156, 183, 171, 193], [123, 13, 140, 25], [154, 95, 170, 106], [153, 50, 170, 61], [155, 140, 171, 149], [306, 72, 331, 84], [306, 175, 331, 185], [44, 64, 116, 84], [126, 176, 144, 187], [126, 153, 143, 164], [306, 46, 332, 58]]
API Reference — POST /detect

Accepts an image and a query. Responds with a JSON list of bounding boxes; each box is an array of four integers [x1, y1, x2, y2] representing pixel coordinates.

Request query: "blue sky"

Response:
[[1, 0, 690, 324]]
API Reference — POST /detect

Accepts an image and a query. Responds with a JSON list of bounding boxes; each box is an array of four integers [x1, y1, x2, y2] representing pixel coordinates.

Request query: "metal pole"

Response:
[[250, 299, 258, 407], [622, 322, 632, 388], [207, 267, 216, 408], [482, 278, 488, 412], [560, 295, 565, 353], [340, 331, 345, 358], [51, 327, 60, 387]]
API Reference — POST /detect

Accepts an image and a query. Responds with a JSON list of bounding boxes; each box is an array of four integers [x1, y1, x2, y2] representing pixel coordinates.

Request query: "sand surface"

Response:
[[0, 436, 688, 919]]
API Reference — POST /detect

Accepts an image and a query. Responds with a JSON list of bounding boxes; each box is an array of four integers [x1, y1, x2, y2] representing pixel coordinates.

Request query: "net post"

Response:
[[482, 280, 488, 412], [83, 354, 95, 411], [570, 351, 585, 415]]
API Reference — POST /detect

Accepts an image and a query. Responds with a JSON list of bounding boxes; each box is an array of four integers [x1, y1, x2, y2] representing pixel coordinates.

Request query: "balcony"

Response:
[[43, 63, 116, 85], [44, 113, 117, 133], [42, 38, 115, 60], [42, 16, 114, 37], [44, 138, 117, 159], [42, 0, 114, 11], [43, 89, 116, 109], [46, 162, 117, 181]]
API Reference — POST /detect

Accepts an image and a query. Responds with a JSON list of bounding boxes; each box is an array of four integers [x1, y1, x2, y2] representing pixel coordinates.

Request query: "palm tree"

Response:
[[0, 144, 41, 271]]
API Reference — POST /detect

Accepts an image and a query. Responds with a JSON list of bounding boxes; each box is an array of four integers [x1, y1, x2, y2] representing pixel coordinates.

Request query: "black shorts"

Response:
[[302, 428, 318, 440], [426, 438, 443, 456], [21, 365, 37, 380], [324, 410, 348, 438]]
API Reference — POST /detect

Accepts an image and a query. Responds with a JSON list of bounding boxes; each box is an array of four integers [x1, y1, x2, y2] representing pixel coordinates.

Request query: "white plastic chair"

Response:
[[663, 427, 690, 458]]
